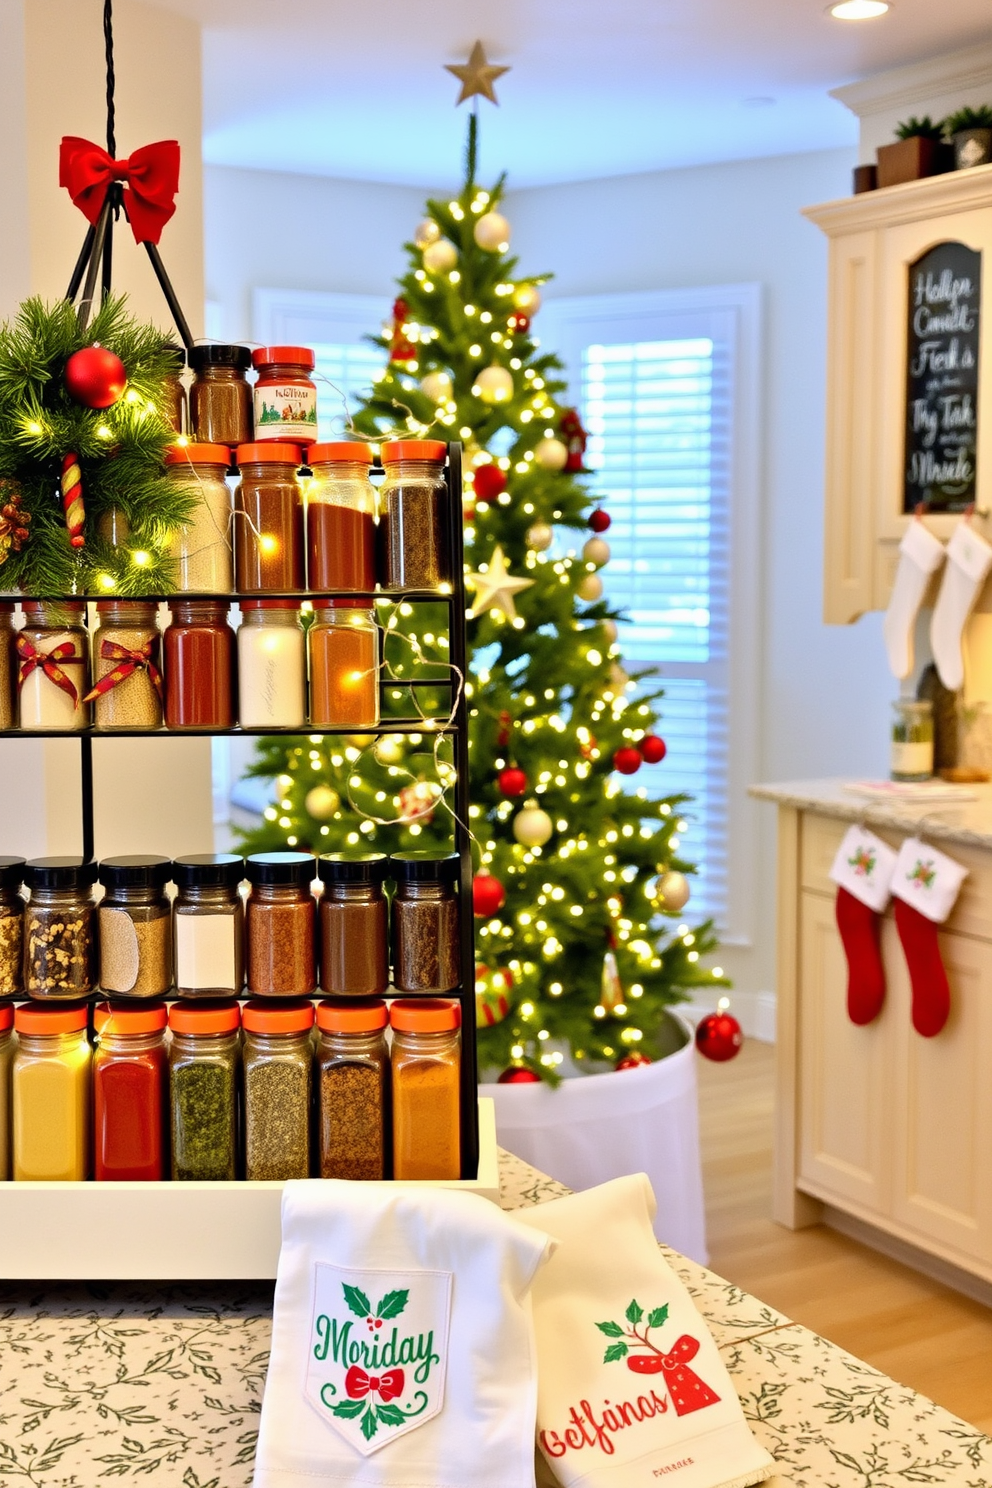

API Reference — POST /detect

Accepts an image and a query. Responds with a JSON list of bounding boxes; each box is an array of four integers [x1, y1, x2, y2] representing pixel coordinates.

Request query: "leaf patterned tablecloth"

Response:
[[0, 1152, 987, 1487]]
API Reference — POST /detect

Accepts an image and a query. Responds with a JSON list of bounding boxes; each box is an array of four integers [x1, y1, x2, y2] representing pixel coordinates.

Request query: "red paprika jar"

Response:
[[234, 443, 305, 592], [251, 347, 317, 447], [306, 442, 376, 592], [164, 599, 235, 729], [93, 1000, 168, 1181]]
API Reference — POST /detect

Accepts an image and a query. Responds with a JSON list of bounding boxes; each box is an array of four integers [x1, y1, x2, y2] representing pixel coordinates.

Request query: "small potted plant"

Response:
[[876, 116, 948, 188], [945, 105, 992, 169]]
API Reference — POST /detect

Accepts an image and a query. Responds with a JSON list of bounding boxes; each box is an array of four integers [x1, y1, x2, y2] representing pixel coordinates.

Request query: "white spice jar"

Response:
[[17, 601, 90, 731], [165, 442, 234, 594], [237, 600, 306, 728]]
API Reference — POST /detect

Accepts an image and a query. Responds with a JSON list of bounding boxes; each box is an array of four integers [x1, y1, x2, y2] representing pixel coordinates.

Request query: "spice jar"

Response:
[[97, 855, 173, 998], [165, 599, 235, 729], [307, 442, 376, 592], [309, 602, 380, 728], [12, 1002, 91, 1181], [0, 601, 16, 730], [188, 344, 253, 446], [317, 853, 389, 997], [379, 440, 448, 590], [390, 999, 461, 1181], [390, 852, 461, 993], [93, 1001, 168, 1180], [161, 342, 187, 434], [87, 600, 163, 730], [237, 600, 306, 728], [252, 346, 318, 446], [165, 442, 234, 594], [242, 999, 314, 1181], [316, 999, 389, 1180], [173, 854, 245, 998], [235, 443, 305, 592], [0, 855, 25, 997], [168, 1000, 241, 1181], [23, 856, 98, 999], [891, 698, 934, 782], [245, 852, 317, 997], [0, 1004, 12, 1180], [17, 601, 90, 731]]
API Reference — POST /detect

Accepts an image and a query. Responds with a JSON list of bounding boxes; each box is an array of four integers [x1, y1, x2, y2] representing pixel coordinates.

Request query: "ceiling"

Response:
[[159, 0, 992, 188]]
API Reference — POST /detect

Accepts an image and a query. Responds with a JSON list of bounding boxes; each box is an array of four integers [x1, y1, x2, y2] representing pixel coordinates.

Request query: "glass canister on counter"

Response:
[[23, 857, 97, 999], [164, 600, 235, 729], [12, 1002, 92, 1181], [173, 854, 245, 999], [86, 601, 163, 730], [316, 999, 389, 1180], [317, 853, 389, 997], [390, 851, 461, 993], [308, 602, 380, 728], [97, 856, 173, 998], [891, 699, 934, 782], [165, 443, 234, 594], [237, 601, 306, 729], [252, 347, 317, 447], [0, 856, 25, 996], [242, 999, 313, 1181], [0, 1003, 11, 1180], [234, 443, 305, 592], [188, 344, 253, 447], [379, 440, 448, 590], [93, 1001, 168, 1181], [245, 852, 316, 998], [161, 343, 187, 434], [307, 442, 376, 592], [390, 999, 461, 1180], [17, 601, 90, 731], [169, 1000, 241, 1181], [0, 600, 16, 730]]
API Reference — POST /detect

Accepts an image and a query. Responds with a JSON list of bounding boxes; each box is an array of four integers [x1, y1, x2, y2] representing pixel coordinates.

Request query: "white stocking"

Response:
[[930, 520, 992, 691], [883, 520, 945, 679]]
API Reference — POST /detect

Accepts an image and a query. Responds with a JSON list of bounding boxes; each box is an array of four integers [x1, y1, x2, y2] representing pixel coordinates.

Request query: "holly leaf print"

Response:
[[376, 1404, 406, 1426], [342, 1285, 371, 1318], [596, 1321, 624, 1337], [331, 1399, 367, 1419], [625, 1299, 643, 1325], [604, 1343, 628, 1363], [361, 1405, 380, 1441], [648, 1305, 669, 1329], [375, 1290, 409, 1320]]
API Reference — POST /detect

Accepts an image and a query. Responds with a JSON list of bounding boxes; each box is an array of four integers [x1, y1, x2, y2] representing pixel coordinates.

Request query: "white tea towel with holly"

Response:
[[253, 1180, 555, 1488], [516, 1175, 777, 1488]]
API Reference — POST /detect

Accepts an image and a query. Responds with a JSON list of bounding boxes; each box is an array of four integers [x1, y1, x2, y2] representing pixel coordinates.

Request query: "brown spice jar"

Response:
[[316, 1000, 389, 1180], [316, 853, 388, 997], [234, 444, 305, 592], [378, 441, 448, 591], [308, 605, 379, 728], [188, 345, 253, 446], [97, 856, 173, 999], [245, 853, 316, 997], [164, 600, 235, 729], [90, 601, 162, 731], [390, 852, 461, 993]]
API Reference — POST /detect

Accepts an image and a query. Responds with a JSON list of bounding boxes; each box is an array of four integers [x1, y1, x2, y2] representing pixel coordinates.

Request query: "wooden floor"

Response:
[[697, 1039, 992, 1433]]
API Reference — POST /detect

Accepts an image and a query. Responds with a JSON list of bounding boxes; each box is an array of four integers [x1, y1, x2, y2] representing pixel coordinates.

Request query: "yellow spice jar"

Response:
[[389, 998, 461, 1180], [0, 1004, 13, 1181], [13, 1002, 91, 1180]]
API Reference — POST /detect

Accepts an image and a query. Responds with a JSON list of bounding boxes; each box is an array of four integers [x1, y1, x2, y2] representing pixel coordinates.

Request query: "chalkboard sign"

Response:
[[904, 241, 981, 514]]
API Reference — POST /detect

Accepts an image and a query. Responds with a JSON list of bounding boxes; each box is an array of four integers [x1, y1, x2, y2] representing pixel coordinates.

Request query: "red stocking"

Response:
[[835, 886, 886, 1025], [893, 897, 950, 1037]]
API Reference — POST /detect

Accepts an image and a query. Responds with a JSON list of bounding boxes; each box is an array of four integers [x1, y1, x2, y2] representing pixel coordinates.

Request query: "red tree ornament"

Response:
[[588, 508, 611, 533], [507, 311, 530, 335], [559, 408, 588, 473], [615, 1051, 652, 1070], [695, 1009, 743, 1062], [64, 345, 126, 408], [498, 1066, 541, 1084], [613, 746, 642, 775], [473, 873, 506, 917], [639, 734, 667, 764], [473, 464, 508, 504], [497, 766, 528, 798]]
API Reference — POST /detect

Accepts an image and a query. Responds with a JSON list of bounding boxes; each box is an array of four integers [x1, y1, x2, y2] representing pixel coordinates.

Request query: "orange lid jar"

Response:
[[252, 346, 318, 446], [389, 999, 461, 1181]]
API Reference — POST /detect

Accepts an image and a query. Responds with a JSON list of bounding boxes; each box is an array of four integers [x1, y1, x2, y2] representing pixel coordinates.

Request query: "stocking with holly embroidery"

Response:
[[891, 836, 968, 1037], [829, 825, 896, 1025]]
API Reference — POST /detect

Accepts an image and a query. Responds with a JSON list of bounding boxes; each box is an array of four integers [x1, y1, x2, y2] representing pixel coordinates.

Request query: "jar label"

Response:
[[176, 913, 237, 991], [254, 382, 318, 442], [99, 906, 140, 993], [891, 741, 933, 777]]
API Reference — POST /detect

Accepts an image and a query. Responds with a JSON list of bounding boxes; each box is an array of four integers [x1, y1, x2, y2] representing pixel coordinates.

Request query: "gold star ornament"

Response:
[[466, 545, 534, 621], [445, 41, 510, 107]]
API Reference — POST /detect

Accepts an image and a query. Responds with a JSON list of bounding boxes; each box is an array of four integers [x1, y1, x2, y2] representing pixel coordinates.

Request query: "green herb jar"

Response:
[[891, 699, 934, 782], [242, 999, 313, 1181], [168, 1000, 240, 1180]]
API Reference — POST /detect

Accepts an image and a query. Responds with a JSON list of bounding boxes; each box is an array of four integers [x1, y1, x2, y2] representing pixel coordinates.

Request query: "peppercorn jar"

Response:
[[390, 999, 461, 1181], [0, 600, 16, 731], [168, 1000, 241, 1181], [307, 442, 376, 592], [234, 443, 305, 592], [17, 601, 90, 731], [93, 1001, 168, 1180], [245, 852, 317, 997], [309, 602, 380, 728], [87, 600, 162, 730], [165, 599, 235, 729], [252, 346, 318, 447], [23, 856, 98, 999], [165, 443, 234, 594], [173, 854, 245, 999], [390, 851, 461, 993], [242, 999, 314, 1181], [188, 344, 253, 446], [316, 999, 389, 1180], [161, 342, 187, 434], [0, 855, 25, 997], [379, 440, 449, 590], [97, 855, 173, 998], [317, 853, 389, 997], [237, 600, 306, 728], [12, 1002, 92, 1180]]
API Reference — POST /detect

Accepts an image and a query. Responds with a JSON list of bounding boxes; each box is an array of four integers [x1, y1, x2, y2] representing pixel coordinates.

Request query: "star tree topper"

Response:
[[445, 41, 510, 106], [466, 545, 534, 621]]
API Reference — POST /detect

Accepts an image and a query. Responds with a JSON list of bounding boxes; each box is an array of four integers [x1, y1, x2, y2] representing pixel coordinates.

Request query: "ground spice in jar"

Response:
[[390, 998, 461, 1180], [234, 443, 305, 592], [165, 443, 234, 594], [17, 601, 90, 731], [188, 344, 253, 446], [88, 601, 163, 730], [242, 1000, 313, 1181], [390, 851, 461, 993], [0, 1005, 12, 1180], [168, 1000, 241, 1180], [317, 853, 388, 996], [306, 443, 377, 592], [308, 604, 380, 727], [316, 999, 389, 1181], [12, 1002, 92, 1180], [378, 440, 448, 590], [23, 857, 97, 998], [93, 1001, 168, 1180], [97, 856, 173, 997], [0, 856, 25, 996], [245, 852, 317, 997]]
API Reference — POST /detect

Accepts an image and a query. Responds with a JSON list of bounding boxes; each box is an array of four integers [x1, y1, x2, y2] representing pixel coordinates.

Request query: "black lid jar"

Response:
[[245, 853, 317, 998], [188, 343, 253, 446], [23, 857, 98, 999], [390, 852, 460, 994], [317, 853, 389, 998], [173, 854, 245, 998], [97, 856, 173, 999], [0, 855, 25, 998]]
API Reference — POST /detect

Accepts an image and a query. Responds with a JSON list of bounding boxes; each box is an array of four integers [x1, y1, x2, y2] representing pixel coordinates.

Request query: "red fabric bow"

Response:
[[17, 635, 80, 707], [59, 136, 180, 245], [659, 1334, 721, 1417], [82, 638, 163, 705], [344, 1366, 405, 1402]]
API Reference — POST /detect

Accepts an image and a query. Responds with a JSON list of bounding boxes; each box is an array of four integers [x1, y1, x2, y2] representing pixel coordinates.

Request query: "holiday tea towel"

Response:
[[516, 1175, 777, 1488], [253, 1181, 555, 1488]]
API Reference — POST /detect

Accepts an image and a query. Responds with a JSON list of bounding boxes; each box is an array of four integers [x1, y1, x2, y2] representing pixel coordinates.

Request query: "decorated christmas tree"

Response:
[[238, 54, 726, 1079]]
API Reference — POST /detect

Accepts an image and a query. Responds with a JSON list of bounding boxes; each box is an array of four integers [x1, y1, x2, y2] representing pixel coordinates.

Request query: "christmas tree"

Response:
[[238, 75, 726, 1080]]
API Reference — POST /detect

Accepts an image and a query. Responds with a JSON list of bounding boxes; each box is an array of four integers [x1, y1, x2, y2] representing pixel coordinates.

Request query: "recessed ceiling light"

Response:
[[828, 0, 890, 18]]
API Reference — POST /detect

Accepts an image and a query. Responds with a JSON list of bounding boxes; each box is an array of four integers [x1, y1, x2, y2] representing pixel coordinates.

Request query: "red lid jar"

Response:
[[252, 347, 317, 447]]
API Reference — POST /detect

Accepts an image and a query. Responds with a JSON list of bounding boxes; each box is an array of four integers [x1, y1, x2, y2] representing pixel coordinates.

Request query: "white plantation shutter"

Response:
[[310, 342, 384, 439]]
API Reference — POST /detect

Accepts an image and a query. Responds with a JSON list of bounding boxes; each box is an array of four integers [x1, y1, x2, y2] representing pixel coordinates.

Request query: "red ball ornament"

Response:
[[498, 1066, 542, 1084], [473, 873, 506, 918], [497, 766, 528, 798], [695, 1010, 743, 1063], [507, 311, 531, 335], [639, 734, 667, 764], [613, 746, 642, 775], [615, 1051, 653, 1070], [588, 508, 611, 533], [473, 464, 508, 504], [64, 345, 127, 409]]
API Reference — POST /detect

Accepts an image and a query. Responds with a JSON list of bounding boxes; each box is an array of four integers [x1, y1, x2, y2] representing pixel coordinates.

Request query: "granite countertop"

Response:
[[751, 777, 992, 852]]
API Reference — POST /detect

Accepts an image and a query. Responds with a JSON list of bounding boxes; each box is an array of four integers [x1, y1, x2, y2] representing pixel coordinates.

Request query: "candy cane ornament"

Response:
[[61, 453, 86, 548]]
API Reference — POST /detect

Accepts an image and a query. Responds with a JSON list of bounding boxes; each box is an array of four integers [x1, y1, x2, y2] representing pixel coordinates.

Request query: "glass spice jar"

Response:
[[88, 600, 163, 730], [93, 1001, 168, 1180], [316, 999, 389, 1181], [165, 599, 235, 729], [97, 855, 173, 998], [308, 602, 380, 728], [188, 344, 253, 446], [390, 998, 461, 1181], [379, 440, 449, 591], [23, 856, 98, 999], [245, 852, 317, 998], [307, 442, 377, 592], [891, 698, 934, 782], [237, 600, 307, 728], [234, 442, 305, 592], [242, 999, 314, 1181], [17, 601, 90, 731], [161, 342, 187, 434], [0, 601, 16, 730], [317, 853, 389, 997], [390, 852, 461, 993], [252, 346, 318, 446], [173, 854, 245, 999], [165, 442, 234, 594], [168, 1000, 241, 1181], [12, 1001, 92, 1181], [0, 855, 25, 997], [0, 1003, 12, 1181]]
